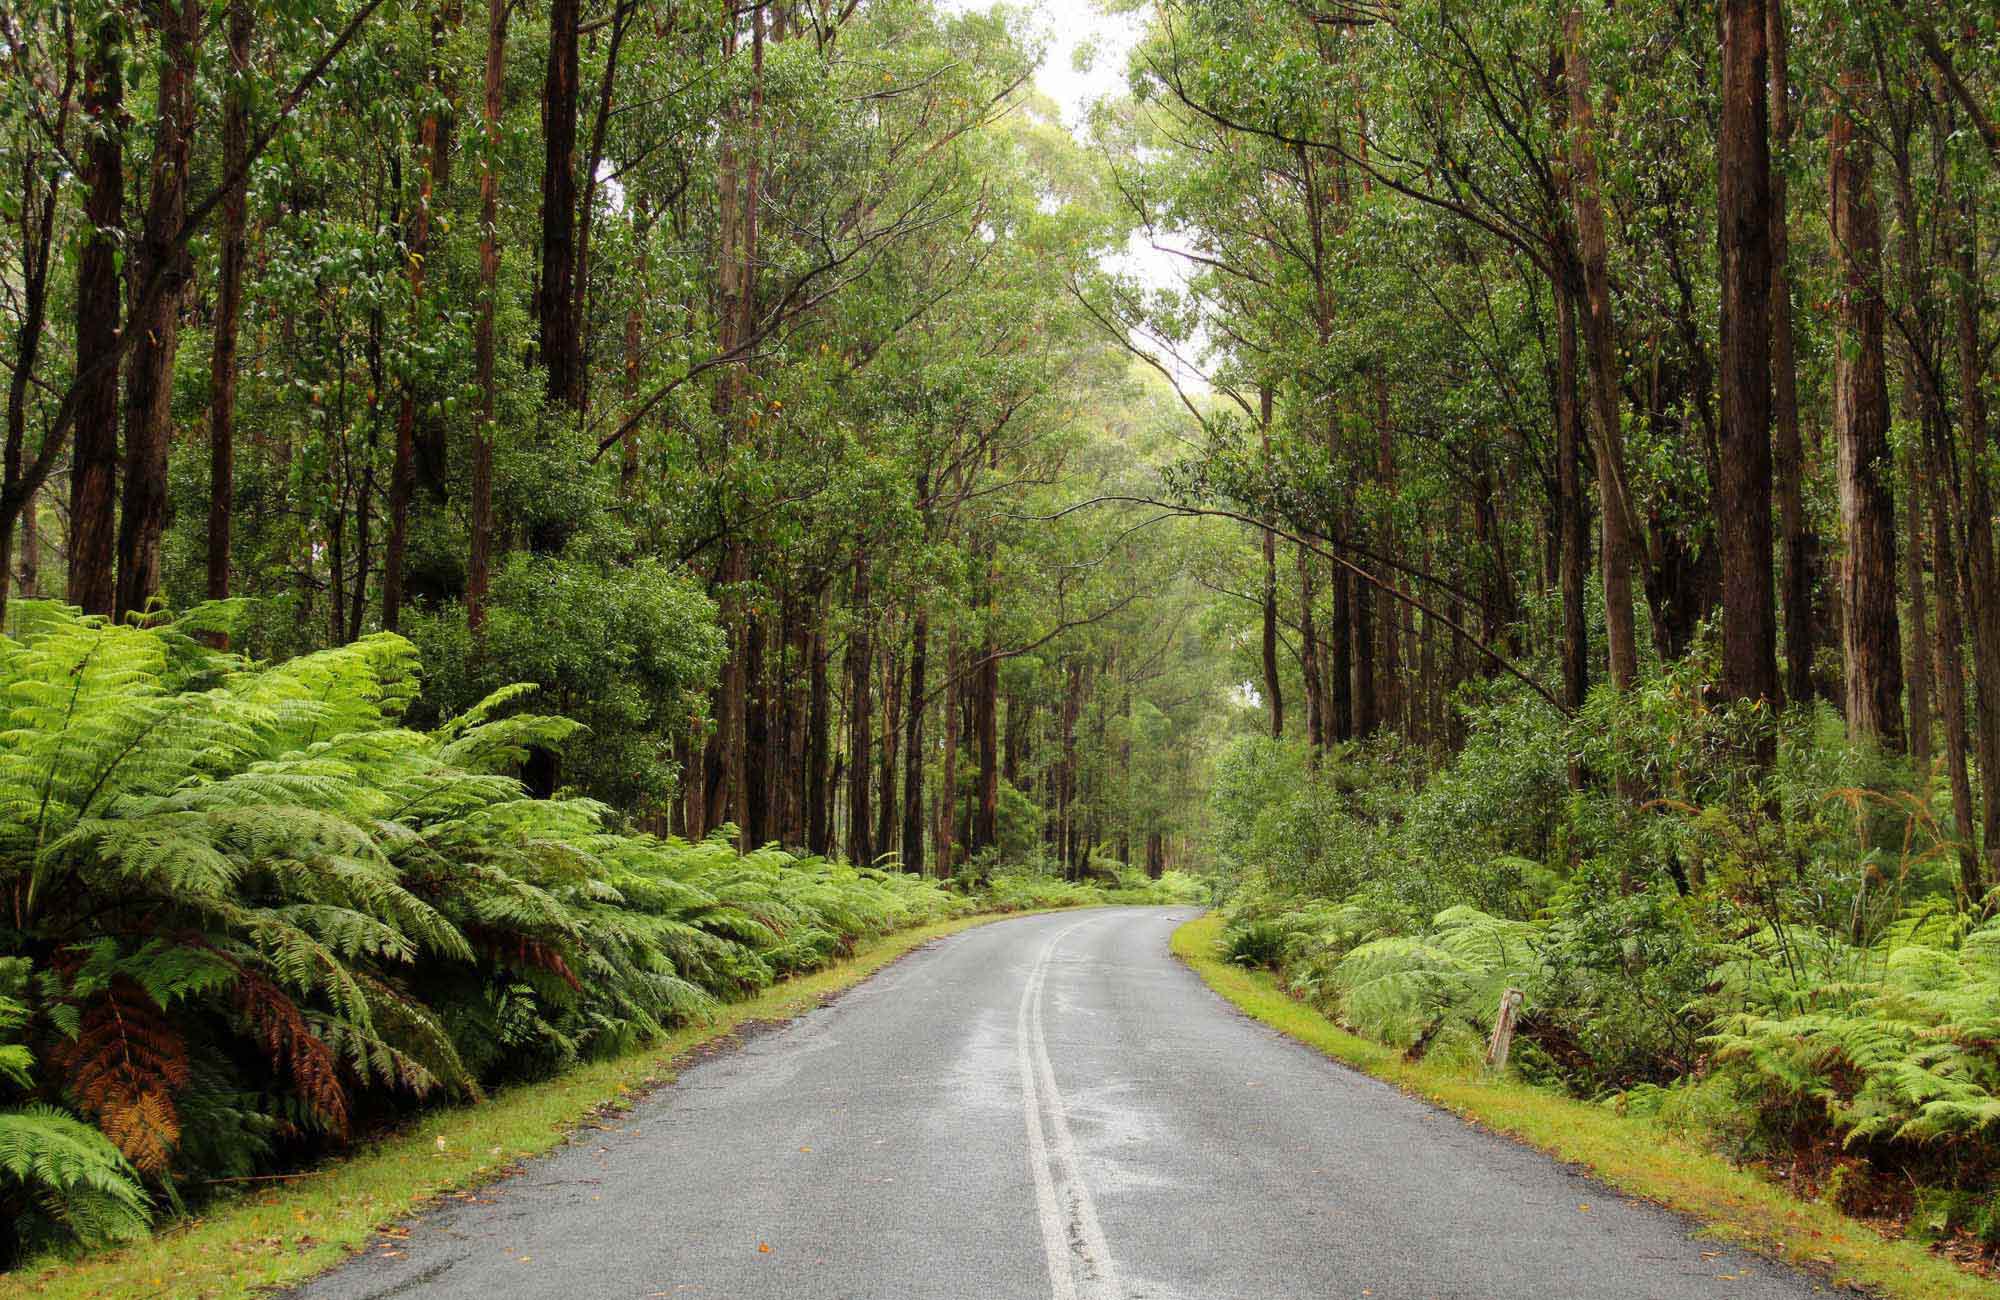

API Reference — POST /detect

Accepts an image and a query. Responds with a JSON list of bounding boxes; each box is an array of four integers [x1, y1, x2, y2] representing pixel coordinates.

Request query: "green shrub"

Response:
[[0, 603, 970, 1262]]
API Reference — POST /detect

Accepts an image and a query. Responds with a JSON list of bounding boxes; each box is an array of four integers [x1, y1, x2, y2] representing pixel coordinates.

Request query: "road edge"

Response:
[[1170, 911, 1999, 1300], [3, 906, 1082, 1300]]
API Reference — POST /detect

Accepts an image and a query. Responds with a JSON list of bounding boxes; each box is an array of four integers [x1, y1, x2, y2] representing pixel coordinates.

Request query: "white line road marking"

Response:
[[1018, 917, 1122, 1300]]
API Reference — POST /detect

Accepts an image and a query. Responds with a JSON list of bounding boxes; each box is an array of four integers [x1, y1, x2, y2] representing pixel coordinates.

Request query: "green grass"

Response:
[[3, 908, 1061, 1300], [1171, 911, 2000, 1300]]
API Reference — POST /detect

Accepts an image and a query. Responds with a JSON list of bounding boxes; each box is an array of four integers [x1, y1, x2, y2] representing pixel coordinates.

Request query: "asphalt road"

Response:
[[290, 906, 1836, 1300]]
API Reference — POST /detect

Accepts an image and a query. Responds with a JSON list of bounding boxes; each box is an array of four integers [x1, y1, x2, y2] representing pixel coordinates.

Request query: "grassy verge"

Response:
[[5, 907, 1061, 1300], [1170, 912, 1998, 1300]]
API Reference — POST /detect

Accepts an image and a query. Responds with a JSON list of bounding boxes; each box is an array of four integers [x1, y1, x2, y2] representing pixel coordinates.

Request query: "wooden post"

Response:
[[1486, 988, 1526, 1070]]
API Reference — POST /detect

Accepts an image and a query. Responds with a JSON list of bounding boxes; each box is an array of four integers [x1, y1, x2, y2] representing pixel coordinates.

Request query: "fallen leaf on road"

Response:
[[757, 1242, 772, 1254]]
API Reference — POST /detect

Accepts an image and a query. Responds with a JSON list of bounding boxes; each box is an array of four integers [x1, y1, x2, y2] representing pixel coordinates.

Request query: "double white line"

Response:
[[1016, 917, 1123, 1300]]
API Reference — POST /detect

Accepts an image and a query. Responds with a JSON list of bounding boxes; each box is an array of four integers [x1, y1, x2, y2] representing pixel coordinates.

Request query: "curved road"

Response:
[[292, 907, 1834, 1299]]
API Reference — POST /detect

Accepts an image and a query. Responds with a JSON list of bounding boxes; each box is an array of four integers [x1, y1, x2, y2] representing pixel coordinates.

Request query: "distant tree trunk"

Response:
[[1260, 384, 1283, 737], [875, 638, 901, 860], [743, 611, 770, 846], [1375, 375, 1402, 731], [115, 0, 201, 620], [903, 609, 928, 873], [1716, 0, 1780, 734], [468, 0, 507, 632], [807, 619, 832, 854], [1553, 279, 1590, 714], [937, 631, 962, 875], [845, 559, 874, 865], [385, 9, 452, 631], [1953, 194, 2000, 889], [1926, 437, 1980, 893], [537, 0, 583, 406], [1354, 553, 1378, 735], [1298, 549, 1324, 751], [1903, 441, 1932, 766], [1767, 0, 1814, 707], [1330, 567, 1354, 741], [206, 0, 254, 626], [1830, 67, 1903, 751], [974, 541, 1000, 851], [1563, 10, 1640, 696]]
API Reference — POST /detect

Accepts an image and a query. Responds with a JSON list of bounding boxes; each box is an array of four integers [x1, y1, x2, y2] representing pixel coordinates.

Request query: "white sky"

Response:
[[943, 0, 1206, 392]]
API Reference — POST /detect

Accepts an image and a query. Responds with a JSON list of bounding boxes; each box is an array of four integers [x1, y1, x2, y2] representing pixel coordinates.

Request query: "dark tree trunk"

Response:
[[1563, 12, 1639, 695], [1330, 566, 1354, 741], [206, 0, 255, 625], [70, 7, 123, 618], [537, 0, 583, 406], [903, 609, 928, 873], [1298, 549, 1324, 751], [1260, 384, 1283, 737], [845, 559, 874, 865], [808, 619, 832, 855], [1553, 277, 1590, 714], [1767, 0, 1814, 707], [1716, 0, 1780, 734], [1953, 194, 2000, 890], [115, 0, 201, 619], [469, 0, 507, 632], [1830, 68, 1903, 751], [385, 10, 453, 630], [744, 610, 769, 847], [973, 620, 999, 853]]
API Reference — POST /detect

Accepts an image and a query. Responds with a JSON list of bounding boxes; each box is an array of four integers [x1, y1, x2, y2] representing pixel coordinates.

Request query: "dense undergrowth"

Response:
[[0, 603, 1198, 1267], [1213, 653, 2000, 1255]]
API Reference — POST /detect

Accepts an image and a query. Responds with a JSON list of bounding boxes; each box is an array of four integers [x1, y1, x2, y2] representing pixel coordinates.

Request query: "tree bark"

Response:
[[1953, 193, 2000, 889], [469, 0, 507, 633], [845, 558, 874, 865], [537, 0, 583, 406], [1716, 0, 1780, 731], [1830, 67, 1904, 751], [205, 0, 255, 627], [1260, 384, 1283, 737], [1767, 0, 1814, 707], [1563, 10, 1640, 696], [115, 0, 202, 619], [1553, 277, 1590, 714], [807, 618, 832, 854], [903, 608, 928, 873], [385, 8, 453, 631]]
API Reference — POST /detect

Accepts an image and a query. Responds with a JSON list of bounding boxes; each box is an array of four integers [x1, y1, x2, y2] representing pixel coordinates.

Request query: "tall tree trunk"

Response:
[[845, 559, 874, 865], [1375, 375, 1402, 732], [807, 618, 832, 854], [1563, 11, 1640, 695], [1926, 433, 1980, 893], [469, 0, 507, 632], [1554, 277, 1590, 714], [1330, 566, 1354, 741], [537, 0, 583, 406], [743, 609, 769, 846], [69, 7, 124, 618], [1903, 440, 1932, 766], [974, 540, 1000, 851], [1767, 0, 1813, 707], [1716, 0, 1780, 731], [936, 631, 961, 875], [205, 0, 254, 625], [1260, 383, 1283, 736], [1953, 193, 2000, 890], [1298, 549, 1325, 751], [115, 0, 201, 620], [903, 608, 928, 873], [385, 9, 452, 631], [1830, 68, 1903, 751]]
